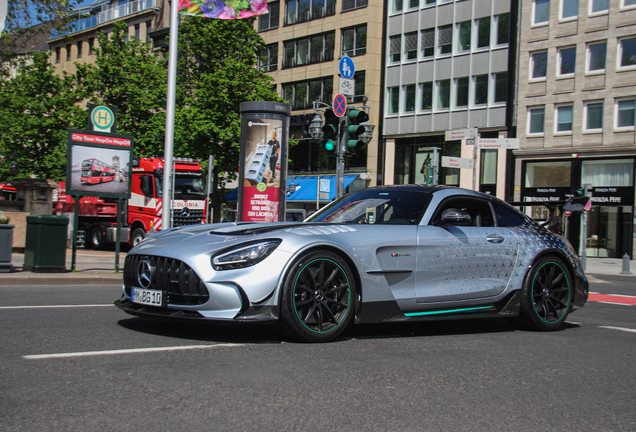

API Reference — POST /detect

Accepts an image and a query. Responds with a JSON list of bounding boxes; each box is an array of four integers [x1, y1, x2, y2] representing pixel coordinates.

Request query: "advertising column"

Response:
[[238, 102, 291, 222]]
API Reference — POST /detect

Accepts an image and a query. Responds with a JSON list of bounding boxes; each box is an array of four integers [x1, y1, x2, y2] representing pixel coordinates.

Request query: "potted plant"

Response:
[[0, 211, 15, 272]]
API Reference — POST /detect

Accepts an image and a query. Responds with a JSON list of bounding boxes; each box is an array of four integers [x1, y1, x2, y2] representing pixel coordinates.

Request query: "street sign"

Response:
[[339, 56, 355, 79], [338, 77, 355, 96], [441, 156, 474, 170], [477, 138, 520, 149], [320, 178, 330, 193], [333, 93, 347, 117], [445, 128, 477, 141]]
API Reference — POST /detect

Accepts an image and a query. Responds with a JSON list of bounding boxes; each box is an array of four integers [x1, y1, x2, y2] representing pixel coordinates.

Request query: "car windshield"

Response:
[[153, 175, 205, 199], [307, 189, 432, 225]]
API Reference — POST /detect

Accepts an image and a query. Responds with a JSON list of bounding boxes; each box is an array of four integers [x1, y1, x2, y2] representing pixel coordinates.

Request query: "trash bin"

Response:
[[24, 215, 69, 273]]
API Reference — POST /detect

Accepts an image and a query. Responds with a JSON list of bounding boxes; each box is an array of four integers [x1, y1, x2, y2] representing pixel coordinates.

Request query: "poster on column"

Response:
[[242, 117, 284, 222]]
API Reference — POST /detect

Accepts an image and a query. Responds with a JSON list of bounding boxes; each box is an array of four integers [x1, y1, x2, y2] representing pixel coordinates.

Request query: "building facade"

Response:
[[515, 0, 636, 257]]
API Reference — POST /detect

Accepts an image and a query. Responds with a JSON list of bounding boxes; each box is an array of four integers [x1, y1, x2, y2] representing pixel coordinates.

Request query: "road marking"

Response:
[[588, 293, 636, 306], [23, 343, 245, 360], [0, 304, 113, 310], [599, 326, 636, 334]]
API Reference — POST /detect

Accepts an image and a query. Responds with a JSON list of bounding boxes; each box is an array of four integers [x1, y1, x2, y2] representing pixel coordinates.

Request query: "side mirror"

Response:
[[441, 208, 472, 226], [140, 175, 153, 197]]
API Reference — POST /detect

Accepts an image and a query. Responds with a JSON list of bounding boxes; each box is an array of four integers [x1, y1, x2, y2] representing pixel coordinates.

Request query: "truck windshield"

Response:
[[153, 175, 205, 199]]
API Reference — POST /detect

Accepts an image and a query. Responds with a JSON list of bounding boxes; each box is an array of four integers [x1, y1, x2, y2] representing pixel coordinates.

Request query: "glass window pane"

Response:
[[438, 80, 450, 109], [421, 28, 435, 57], [458, 21, 471, 52], [530, 108, 545, 133], [562, 0, 578, 17], [342, 29, 354, 56], [356, 26, 367, 55], [284, 42, 295, 67], [477, 17, 490, 48], [589, 43, 607, 71], [532, 52, 547, 78], [494, 72, 507, 102], [591, 0, 608, 12], [297, 0, 310, 22], [294, 82, 306, 109], [525, 161, 571, 187], [421, 82, 433, 110], [497, 13, 509, 44], [621, 38, 636, 67], [310, 35, 323, 63], [325, 32, 335, 61], [586, 103, 603, 129], [393, 0, 403, 12], [582, 160, 634, 187], [438, 25, 452, 54], [456, 77, 469, 107], [389, 87, 400, 114], [560, 47, 576, 74], [475, 75, 488, 104], [296, 38, 308, 65], [557, 106, 573, 131], [480, 149, 497, 184], [618, 100, 636, 127], [535, 0, 550, 23], [323, 77, 333, 103], [309, 80, 322, 104], [405, 84, 416, 111], [286, 0, 297, 24]]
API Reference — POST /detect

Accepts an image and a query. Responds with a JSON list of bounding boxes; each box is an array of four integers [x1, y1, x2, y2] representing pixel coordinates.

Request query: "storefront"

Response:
[[520, 157, 635, 258]]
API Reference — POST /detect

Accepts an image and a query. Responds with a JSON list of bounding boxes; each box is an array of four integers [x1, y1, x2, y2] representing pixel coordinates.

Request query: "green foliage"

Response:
[[0, 52, 86, 180], [82, 22, 169, 156]]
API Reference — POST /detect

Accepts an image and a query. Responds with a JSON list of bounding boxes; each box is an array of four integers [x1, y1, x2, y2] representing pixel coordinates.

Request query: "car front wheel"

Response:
[[280, 251, 356, 342]]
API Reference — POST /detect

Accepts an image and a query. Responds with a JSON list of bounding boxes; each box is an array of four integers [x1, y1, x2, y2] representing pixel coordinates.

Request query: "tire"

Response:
[[280, 251, 356, 342], [130, 228, 145, 247], [89, 225, 106, 250], [514, 256, 572, 331]]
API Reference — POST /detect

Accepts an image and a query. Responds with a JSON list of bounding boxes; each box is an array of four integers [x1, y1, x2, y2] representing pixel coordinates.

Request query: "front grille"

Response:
[[124, 254, 210, 306], [172, 208, 204, 226]]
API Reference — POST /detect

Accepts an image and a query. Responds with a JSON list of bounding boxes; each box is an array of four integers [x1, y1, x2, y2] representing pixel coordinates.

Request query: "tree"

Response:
[[174, 17, 282, 221], [82, 21, 169, 156], [0, 51, 86, 180]]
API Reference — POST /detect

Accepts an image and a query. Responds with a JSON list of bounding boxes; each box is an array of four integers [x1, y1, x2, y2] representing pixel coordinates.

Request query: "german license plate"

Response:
[[131, 287, 163, 307]]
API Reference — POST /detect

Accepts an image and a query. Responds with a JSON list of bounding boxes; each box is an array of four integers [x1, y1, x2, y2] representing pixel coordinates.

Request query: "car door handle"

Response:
[[487, 234, 504, 243]]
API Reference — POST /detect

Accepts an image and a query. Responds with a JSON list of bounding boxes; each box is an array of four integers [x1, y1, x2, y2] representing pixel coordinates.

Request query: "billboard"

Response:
[[66, 129, 134, 199]]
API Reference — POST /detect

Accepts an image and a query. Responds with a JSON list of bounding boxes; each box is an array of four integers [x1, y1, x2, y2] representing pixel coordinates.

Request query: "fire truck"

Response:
[[0, 183, 17, 201], [55, 157, 207, 249]]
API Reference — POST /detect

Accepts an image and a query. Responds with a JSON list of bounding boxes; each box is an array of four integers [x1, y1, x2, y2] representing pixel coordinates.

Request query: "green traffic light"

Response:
[[324, 140, 335, 152]]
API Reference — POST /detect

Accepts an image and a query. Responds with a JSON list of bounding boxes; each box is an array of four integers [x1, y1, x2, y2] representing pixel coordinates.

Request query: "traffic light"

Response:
[[320, 109, 339, 156], [345, 107, 369, 155]]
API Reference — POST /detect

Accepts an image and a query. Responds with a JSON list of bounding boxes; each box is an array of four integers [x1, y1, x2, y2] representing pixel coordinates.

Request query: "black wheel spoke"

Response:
[[295, 297, 314, 307], [303, 303, 317, 324], [296, 283, 313, 294], [321, 302, 339, 324]]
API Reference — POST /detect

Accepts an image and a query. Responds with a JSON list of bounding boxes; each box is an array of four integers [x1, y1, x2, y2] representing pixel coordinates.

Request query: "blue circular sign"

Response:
[[333, 93, 347, 117], [339, 56, 355, 79]]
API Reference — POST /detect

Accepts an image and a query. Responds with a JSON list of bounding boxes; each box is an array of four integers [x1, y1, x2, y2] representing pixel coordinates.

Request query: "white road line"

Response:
[[589, 292, 636, 299], [0, 305, 113, 310], [23, 343, 245, 360], [599, 326, 636, 334], [595, 301, 634, 306]]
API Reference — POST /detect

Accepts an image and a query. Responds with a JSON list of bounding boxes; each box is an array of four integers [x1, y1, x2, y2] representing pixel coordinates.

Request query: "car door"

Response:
[[415, 196, 519, 303]]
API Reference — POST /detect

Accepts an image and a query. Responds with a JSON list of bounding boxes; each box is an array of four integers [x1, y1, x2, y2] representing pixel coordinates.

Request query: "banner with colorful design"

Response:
[[178, 0, 268, 19]]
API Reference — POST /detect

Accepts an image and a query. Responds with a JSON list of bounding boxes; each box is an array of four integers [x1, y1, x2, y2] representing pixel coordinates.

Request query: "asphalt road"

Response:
[[1, 276, 634, 432]]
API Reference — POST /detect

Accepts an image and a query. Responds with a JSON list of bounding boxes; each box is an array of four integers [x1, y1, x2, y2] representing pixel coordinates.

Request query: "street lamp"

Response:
[[309, 114, 324, 140]]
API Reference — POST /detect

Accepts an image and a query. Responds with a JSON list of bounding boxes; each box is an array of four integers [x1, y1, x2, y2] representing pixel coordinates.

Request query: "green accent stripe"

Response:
[[404, 306, 494, 317]]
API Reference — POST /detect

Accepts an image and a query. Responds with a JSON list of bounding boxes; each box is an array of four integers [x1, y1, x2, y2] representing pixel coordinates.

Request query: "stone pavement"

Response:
[[1, 249, 634, 286]]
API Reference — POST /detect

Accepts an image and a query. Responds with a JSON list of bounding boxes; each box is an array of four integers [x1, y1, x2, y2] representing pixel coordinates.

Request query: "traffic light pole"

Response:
[[336, 117, 346, 199]]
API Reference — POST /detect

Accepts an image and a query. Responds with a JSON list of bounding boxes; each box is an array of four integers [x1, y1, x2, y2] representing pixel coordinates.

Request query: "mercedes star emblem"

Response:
[[137, 260, 153, 288], [180, 207, 190, 217]]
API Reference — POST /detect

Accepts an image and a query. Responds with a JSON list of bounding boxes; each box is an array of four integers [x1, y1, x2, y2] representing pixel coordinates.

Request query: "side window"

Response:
[[492, 202, 527, 227], [432, 197, 495, 227]]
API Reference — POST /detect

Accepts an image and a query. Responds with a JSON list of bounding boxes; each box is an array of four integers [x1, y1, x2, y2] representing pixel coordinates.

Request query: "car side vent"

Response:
[[124, 255, 210, 306]]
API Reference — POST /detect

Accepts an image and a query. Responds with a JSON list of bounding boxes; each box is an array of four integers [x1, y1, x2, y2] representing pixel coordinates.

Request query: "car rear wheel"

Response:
[[89, 225, 106, 250], [130, 228, 145, 247], [513, 256, 572, 331], [280, 251, 356, 342]]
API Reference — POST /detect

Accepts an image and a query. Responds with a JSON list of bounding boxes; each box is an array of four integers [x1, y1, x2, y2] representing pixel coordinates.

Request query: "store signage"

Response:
[[590, 187, 634, 206]]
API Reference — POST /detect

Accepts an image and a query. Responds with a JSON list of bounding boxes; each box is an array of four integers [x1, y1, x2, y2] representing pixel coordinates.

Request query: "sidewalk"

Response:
[[2, 249, 634, 286]]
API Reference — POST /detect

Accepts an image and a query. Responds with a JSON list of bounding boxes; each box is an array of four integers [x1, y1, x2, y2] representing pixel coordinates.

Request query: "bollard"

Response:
[[620, 253, 632, 275]]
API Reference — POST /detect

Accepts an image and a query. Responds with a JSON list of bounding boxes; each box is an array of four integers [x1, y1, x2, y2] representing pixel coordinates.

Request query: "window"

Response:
[[616, 99, 635, 128], [404, 84, 416, 112], [556, 105, 573, 132], [393, 0, 403, 12], [590, 0, 608, 13], [421, 28, 434, 57], [66, 44, 72, 61], [496, 13, 509, 45], [55, 47, 61, 63], [77, 41, 83, 58], [259, 1, 279, 31], [585, 102, 604, 131], [529, 107, 545, 134], [525, 161, 572, 187], [493, 203, 527, 227], [561, 0, 578, 18], [582, 160, 634, 187], [390, 35, 401, 62], [480, 149, 498, 185], [135, 24, 140, 41], [531, 51, 548, 79], [438, 25, 452, 55], [282, 77, 333, 110], [457, 21, 471, 52], [388, 87, 400, 114], [476, 17, 491, 49], [533, 0, 550, 24], [341, 0, 367, 12], [493, 72, 507, 103], [588, 42, 607, 72], [624, 0, 636, 7], [145, 21, 152, 42], [259, 43, 278, 72], [474, 74, 488, 105], [88, 38, 95, 55], [283, 32, 334, 68], [421, 82, 433, 110], [284, 0, 334, 25], [619, 37, 636, 69], [455, 77, 469, 107], [404, 32, 417, 60], [558, 47, 576, 75], [342, 25, 367, 57], [353, 71, 366, 102], [437, 79, 450, 109], [409, 0, 419, 7]]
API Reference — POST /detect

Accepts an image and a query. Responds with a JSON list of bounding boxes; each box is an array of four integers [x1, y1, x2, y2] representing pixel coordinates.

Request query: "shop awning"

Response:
[[225, 175, 359, 202]]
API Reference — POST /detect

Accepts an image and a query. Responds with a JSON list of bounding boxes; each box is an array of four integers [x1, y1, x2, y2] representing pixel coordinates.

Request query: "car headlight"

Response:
[[211, 240, 282, 271]]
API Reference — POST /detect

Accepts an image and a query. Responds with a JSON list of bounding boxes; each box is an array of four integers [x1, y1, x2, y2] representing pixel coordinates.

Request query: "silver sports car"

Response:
[[116, 185, 589, 342]]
